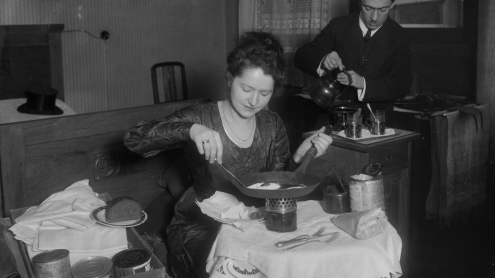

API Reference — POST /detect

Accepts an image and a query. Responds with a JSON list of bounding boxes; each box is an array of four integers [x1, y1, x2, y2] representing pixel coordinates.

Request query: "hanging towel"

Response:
[[425, 104, 490, 226]]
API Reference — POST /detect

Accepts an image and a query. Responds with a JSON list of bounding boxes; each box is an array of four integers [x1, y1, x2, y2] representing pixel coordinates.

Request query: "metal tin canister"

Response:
[[32, 249, 71, 278], [112, 248, 152, 277], [349, 174, 385, 212], [322, 185, 349, 214], [72, 256, 114, 278]]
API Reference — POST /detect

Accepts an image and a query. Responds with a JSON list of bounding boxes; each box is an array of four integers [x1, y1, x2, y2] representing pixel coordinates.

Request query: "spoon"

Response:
[[367, 103, 376, 122], [216, 160, 248, 188]]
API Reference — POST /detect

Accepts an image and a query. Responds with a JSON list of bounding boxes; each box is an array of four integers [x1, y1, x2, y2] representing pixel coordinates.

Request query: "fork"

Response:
[[274, 226, 326, 247], [282, 233, 340, 251]]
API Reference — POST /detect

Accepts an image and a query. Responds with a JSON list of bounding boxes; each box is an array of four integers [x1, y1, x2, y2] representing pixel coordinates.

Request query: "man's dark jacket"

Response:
[[294, 12, 412, 122]]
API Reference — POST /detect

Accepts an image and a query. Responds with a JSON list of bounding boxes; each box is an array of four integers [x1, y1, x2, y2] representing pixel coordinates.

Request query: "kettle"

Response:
[[308, 70, 355, 110]]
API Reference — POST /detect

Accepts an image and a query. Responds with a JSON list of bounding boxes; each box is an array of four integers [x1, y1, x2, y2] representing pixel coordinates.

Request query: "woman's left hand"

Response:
[[293, 126, 333, 163]]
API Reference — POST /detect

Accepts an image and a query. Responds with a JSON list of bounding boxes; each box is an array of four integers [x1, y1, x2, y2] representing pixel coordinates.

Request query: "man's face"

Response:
[[360, 0, 394, 30]]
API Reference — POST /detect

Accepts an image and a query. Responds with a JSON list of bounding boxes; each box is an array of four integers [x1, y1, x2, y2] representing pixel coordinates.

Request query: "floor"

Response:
[[405, 209, 494, 278]]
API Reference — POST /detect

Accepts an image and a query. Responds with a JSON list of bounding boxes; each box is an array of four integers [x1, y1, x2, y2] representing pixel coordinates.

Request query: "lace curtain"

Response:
[[239, 0, 349, 88]]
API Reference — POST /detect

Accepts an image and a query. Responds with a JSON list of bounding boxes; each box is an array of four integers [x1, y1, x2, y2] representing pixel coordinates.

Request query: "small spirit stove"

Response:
[[265, 197, 298, 232]]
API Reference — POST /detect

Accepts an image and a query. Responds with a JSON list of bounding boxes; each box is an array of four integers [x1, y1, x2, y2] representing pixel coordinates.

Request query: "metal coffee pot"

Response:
[[308, 69, 356, 111]]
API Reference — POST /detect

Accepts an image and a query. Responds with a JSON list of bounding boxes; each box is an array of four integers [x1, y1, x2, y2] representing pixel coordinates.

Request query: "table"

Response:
[[302, 128, 419, 270], [0, 98, 76, 124], [206, 201, 403, 278]]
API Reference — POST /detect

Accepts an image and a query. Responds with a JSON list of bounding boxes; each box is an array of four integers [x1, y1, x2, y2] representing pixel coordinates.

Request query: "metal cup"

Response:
[[322, 184, 348, 214]]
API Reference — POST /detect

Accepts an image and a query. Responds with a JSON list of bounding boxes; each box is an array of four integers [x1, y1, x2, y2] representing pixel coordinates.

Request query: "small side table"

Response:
[[304, 128, 420, 271]]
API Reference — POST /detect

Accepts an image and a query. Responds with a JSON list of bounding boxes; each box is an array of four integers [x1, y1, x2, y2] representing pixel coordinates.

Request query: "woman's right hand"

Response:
[[190, 124, 223, 164]]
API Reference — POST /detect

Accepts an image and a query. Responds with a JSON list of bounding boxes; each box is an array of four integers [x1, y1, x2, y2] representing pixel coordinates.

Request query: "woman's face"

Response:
[[229, 67, 274, 119]]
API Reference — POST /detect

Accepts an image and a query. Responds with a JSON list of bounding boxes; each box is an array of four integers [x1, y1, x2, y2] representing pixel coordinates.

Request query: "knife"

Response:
[[282, 233, 340, 251]]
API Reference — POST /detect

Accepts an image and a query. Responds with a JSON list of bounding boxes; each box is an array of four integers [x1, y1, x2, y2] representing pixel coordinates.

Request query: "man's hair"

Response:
[[227, 31, 287, 96]]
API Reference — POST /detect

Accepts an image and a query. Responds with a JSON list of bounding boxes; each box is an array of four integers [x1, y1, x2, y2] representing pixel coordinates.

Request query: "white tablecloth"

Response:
[[0, 98, 76, 124], [207, 201, 402, 278]]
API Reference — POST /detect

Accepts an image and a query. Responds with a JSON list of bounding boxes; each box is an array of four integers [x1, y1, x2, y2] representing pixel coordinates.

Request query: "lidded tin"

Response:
[[113, 248, 152, 277], [349, 174, 385, 212], [72, 256, 114, 278], [32, 249, 71, 278], [349, 161, 386, 212]]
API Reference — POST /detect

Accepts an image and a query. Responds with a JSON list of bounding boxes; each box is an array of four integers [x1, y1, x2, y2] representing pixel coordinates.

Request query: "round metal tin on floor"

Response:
[[113, 248, 152, 277], [72, 256, 114, 278], [32, 249, 71, 278]]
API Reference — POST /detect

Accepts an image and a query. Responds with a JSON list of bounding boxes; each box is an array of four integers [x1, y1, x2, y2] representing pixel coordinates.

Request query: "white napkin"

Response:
[[196, 191, 263, 229], [331, 207, 388, 239], [10, 179, 106, 245], [35, 221, 127, 252]]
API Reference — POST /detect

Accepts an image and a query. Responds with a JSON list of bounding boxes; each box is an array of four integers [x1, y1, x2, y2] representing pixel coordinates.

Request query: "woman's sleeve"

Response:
[[123, 106, 199, 157], [270, 114, 300, 172]]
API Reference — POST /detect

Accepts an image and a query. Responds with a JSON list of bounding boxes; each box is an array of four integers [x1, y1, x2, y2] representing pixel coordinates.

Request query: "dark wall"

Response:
[[349, 0, 479, 100]]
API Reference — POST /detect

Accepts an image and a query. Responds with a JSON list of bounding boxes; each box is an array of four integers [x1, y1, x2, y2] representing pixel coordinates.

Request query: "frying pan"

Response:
[[231, 127, 332, 199]]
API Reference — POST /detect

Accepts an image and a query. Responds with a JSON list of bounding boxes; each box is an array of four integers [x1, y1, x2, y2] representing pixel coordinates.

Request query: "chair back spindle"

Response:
[[151, 62, 188, 104]]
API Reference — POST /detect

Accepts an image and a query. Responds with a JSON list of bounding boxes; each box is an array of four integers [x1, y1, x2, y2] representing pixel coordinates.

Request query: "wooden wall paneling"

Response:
[[21, 99, 209, 146], [0, 125, 27, 216], [23, 132, 184, 211], [0, 98, 209, 217]]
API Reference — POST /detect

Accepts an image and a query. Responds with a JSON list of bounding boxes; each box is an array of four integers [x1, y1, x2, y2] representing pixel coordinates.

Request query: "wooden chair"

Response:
[[151, 62, 188, 104]]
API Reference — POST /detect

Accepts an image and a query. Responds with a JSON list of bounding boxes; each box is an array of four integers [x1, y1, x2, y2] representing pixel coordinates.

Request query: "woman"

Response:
[[124, 31, 332, 277]]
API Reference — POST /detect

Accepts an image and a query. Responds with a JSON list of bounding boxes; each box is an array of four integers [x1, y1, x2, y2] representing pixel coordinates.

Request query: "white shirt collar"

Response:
[[359, 16, 382, 37]]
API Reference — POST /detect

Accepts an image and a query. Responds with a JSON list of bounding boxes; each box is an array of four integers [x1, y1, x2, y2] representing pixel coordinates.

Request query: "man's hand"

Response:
[[337, 70, 365, 89], [322, 51, 344, 71]]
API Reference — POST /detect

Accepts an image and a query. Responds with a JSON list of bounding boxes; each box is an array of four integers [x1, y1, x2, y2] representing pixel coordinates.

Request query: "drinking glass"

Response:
[[345, 114, 362, 138], [370, 110, 386, 135]]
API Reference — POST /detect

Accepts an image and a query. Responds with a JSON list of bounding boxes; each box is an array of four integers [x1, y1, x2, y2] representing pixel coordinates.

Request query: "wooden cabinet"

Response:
[[304, 129, 420, 266], [0, 24, 64, 100]]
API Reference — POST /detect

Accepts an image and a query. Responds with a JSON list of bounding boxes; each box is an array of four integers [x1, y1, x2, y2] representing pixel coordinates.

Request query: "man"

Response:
[[294, 0, 411, 126]]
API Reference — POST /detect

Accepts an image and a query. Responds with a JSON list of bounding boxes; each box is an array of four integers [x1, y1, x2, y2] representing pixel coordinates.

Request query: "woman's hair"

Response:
[[227, 31, 287, 96]]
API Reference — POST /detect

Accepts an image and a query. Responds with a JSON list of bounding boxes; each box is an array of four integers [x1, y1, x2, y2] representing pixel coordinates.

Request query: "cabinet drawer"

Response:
[[369, 144, 409, 173]]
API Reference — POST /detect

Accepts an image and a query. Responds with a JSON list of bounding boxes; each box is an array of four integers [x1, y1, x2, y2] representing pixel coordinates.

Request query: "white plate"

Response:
[[90, 206, 147, 228]]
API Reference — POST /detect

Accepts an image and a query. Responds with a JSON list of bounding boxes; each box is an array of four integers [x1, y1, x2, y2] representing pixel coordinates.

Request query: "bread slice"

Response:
[[105, 196, 142, 223]]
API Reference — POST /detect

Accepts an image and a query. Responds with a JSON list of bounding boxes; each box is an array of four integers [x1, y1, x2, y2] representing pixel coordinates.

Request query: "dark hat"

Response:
[[17, 86, 64, 115]]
